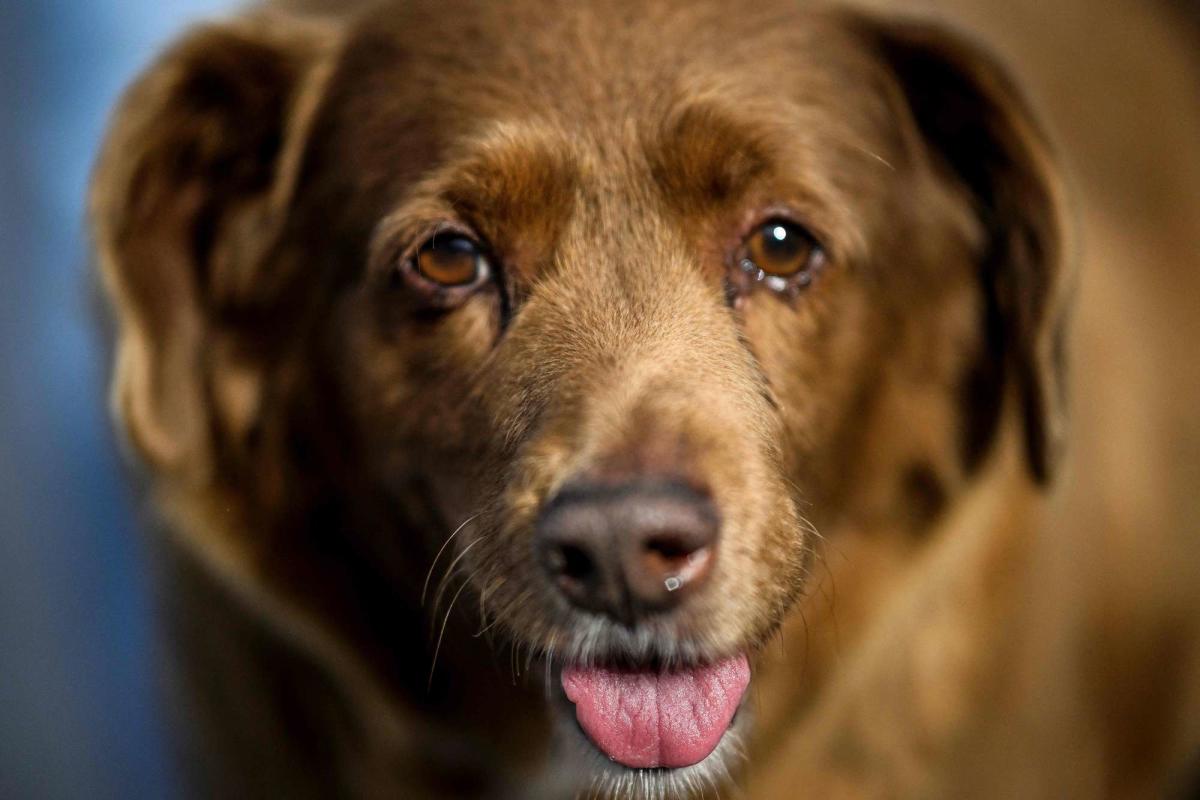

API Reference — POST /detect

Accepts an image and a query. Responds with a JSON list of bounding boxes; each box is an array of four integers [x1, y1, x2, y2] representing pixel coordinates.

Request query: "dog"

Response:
[[90, 0, 1200, 797]]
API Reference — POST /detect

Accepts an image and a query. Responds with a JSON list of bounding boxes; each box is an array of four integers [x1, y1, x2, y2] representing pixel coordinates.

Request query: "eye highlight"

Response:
[[415, 233, 490, 287], [737, 218, 826, 292]]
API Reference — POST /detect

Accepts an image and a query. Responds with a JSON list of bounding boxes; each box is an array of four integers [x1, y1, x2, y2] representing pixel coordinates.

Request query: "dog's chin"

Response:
[[543, 653, 754, 800]]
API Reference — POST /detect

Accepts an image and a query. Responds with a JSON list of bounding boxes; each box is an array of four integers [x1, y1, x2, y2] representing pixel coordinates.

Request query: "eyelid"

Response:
[[731, 199, 835, 258], [410, 222, 484, 263]]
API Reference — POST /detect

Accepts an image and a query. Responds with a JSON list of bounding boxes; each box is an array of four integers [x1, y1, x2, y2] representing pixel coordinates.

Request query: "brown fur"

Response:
[[90, 0, 1200, 797]]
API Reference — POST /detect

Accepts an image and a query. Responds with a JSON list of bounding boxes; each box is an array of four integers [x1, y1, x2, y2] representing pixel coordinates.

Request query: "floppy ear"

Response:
[[856, 16, 1072, 485], [90, 13, 338, 476]]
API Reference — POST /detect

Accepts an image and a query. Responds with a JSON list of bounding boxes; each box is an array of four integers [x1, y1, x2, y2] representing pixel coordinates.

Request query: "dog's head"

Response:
[[92, 0, 1068, 791]]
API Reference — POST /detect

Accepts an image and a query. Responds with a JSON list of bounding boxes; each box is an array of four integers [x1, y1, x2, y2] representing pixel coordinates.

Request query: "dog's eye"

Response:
[[415, 233, 489, 287], [742, 220, 824, 284]]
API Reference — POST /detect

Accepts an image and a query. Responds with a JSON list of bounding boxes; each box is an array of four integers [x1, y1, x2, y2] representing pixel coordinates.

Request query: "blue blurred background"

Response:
[[0, 2, 236, 797]]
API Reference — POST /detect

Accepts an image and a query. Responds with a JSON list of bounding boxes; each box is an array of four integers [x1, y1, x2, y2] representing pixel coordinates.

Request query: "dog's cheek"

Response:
[[328, 289, 500, 467], [666, 382, 807, 646], [704, 491, 808, 650], [755, 492, 811, 636], [470, 426, 589, 635], [739, 271, 879, 519]]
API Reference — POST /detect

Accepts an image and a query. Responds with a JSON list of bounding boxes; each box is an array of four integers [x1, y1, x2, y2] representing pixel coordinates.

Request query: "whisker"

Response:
[[430, 534, 486, 626], [474, 576, 505, 637], [524, 635, 540, 675], [427, 565, 483, 690], [847, 140, 896, 171], [475, 612, 504, 639], [544, 634, 557, 699], [421, 512, 481, 607]]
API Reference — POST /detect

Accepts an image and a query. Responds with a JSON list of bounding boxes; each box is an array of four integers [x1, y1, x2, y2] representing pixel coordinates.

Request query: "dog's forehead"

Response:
[[327, 0, 892, 164], [344, 0, 859, 91], [309, 0, 905, 273]]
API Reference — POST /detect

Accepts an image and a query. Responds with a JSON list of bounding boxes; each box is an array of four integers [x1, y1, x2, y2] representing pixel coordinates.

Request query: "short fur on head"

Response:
[[91, 1, 1072, 796]]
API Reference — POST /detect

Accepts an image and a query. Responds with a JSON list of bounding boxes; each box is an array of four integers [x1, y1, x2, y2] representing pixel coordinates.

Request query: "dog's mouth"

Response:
[[558, 652, 751, 770]]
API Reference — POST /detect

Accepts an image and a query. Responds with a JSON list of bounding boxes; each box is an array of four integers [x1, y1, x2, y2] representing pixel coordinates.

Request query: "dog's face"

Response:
[[92, 0, 1066, 791]]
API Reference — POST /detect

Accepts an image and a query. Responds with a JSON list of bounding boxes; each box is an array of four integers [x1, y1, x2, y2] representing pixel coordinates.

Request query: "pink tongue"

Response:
[[561, 654, 750, 769]]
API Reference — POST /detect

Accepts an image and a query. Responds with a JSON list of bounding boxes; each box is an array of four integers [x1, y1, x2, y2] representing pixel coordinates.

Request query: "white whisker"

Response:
[[848, 140, 896, 171], [421, 512, 480, 607], [427, 566, 482, 690], [430, 534, 486, 624]]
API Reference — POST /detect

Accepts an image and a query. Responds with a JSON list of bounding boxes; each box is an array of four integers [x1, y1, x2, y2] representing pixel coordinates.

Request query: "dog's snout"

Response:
[[536, 479, 719, 625]]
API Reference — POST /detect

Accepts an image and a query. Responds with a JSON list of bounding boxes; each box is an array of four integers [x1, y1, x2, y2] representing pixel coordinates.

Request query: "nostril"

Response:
[[643, 534, 698, 562], [556, 543, 594, 582], [639, 533, 713, 590]]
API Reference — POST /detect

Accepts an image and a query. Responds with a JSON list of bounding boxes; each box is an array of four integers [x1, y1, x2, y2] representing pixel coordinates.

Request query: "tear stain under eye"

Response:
[[728, 323, 779, 413], [731, 255, 820, 302], [902, 462, 948, 530], [722, 277, 740, 309]]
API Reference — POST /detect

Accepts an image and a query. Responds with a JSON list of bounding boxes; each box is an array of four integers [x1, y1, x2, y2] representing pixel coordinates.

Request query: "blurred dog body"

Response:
[[90, 0, 1200, 797], [752, 1, 1200, 796]]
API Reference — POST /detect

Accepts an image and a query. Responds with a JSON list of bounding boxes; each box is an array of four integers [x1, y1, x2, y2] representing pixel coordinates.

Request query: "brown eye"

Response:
[[744, 220, 823, 281], [415, 233, 489, 286]]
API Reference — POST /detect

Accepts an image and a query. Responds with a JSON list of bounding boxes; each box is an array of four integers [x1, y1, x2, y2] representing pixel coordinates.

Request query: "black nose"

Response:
[[535, 479, 719, 625]]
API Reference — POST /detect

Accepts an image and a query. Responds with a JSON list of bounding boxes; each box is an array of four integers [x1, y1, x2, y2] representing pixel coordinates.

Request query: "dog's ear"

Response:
[[90, 14, 338, 476], [855, 15, 1072, 485]]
